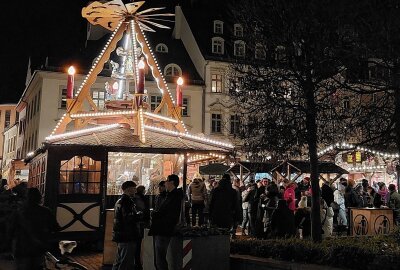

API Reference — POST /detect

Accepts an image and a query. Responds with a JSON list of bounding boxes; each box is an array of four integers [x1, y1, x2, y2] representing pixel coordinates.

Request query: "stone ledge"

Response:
[[230, 254, 346, 270]]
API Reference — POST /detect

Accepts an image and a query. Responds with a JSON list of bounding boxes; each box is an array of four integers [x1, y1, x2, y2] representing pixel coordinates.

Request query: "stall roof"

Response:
[[199, 163, 230, 175], [272, 160, 348, 175], [227, 161, 277, 175], [45, 126, 231, 153]]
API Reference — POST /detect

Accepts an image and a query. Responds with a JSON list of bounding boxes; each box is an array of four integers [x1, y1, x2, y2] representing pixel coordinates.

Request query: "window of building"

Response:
[[36, 91, 41, 113], [234, 40, 246, 57], [182, 97, 189, 117], [150, 95, 162, 111], [372, 93, 377, 102], [164, 64, 182, 77], [230, 115, 240, 135], [212, 37, 224, 54], [59, 156, 102, 194], [92, 89, 106, 110], [255, 43, 266, 60], [26, 104, 30, 122], [213, 20, 224, 34], [211, 73, 223, 93], [275, 46, 286, 62], [5, 110, 11, 128], [343, 97, 350, 109], [211, 113, 222, 133], [60, 88, 67, 109], [155, 43, 168, 53], [33, 95, 37, 117], [234, 24, 243, 37]]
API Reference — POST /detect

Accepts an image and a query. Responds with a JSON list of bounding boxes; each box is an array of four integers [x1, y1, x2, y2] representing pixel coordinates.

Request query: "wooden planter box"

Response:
[[143, 229, 230, 270]]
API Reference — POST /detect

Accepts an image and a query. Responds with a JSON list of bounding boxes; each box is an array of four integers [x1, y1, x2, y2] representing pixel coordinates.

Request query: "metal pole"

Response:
[[181, 153, 188, 225]]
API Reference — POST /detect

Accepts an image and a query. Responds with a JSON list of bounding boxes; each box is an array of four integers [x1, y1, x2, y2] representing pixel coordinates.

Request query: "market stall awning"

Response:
[[227, 161, 277, 175], [199, 163, 230, 175], [44, 126, 232, 153], [272, 160, 348, 175]]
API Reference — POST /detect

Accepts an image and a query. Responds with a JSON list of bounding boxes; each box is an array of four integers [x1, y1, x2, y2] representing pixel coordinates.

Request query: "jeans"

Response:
[[191, 203, 205, 226], [242, 208, 249, 230], [154, 236, 171, 270], [113, 241, 137, 270], [338, 208, 347, 226]]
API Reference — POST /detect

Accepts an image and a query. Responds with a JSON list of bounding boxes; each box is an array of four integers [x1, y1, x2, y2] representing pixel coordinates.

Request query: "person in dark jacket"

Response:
[[149, 174, 183, 270], [154, 181, 167, 211], [209, 174, 238, 229], [344, 179, 360, 208], [9, 188, 60, 270], [321, 181, 334, 206], [270, 199, 296, 238], [133, 185, 150, 270], [112, 181, 141, 270]]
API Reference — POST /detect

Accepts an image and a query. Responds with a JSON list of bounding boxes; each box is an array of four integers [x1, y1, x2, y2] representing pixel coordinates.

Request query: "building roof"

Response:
[[272, 160, 348, 175], [45, 126, 231, 153]]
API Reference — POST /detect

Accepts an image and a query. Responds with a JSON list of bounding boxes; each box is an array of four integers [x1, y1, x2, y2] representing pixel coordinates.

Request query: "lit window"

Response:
[[182, 98, 189, 117], [92, 89, 106, 110], [150, 95, 162, 111], [275, 46, 286, 62], [212, 37, 224, 54], [164, 64, 182, 77], [211, 113, 222, 133], [5, 110, 11, 128], [211, 74, 223, 93], [234, 40, 245, 57], [156, 43, 168, 53], [230, 115, 240, 135], [234, 24, 243, 37], [213, 20, 223, 34], [343, 97, 350, 109], [255, 44, 266, 60], [60, 88, 67, 109]]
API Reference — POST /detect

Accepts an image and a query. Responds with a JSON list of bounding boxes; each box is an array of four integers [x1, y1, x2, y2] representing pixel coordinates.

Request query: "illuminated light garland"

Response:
[[130, 20, 140, 84], [139, 108, 146, 143], [144, 112, 178, 124], [27, 151, 34, 157], [318, 141, 400, 158], [51, 113, 67, 135], [70, 110, 136, 118], [46, 124, 121, 142], [348, 165, 386, 171], [144, 125, 234, 149]]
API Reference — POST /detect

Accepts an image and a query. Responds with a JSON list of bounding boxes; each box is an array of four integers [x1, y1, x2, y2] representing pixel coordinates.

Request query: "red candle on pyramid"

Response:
[[66, 66, 75, 99], [137, 59, 145, 94], [176, 77, 184, 107]]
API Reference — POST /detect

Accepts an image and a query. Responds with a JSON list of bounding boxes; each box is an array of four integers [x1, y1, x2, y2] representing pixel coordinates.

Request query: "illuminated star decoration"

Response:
[[82, 0, 175, 32]]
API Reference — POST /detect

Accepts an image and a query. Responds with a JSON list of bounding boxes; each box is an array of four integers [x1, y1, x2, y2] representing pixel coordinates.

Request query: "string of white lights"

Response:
[[144, 125, 234, 149], [139, 108, 146, 143], [144, 112, 178, 123], [70, 110, 136, 118], [348, 165, 386, 171], [46, 124, 120, 142], [318, 141, 400, 159], [131, 20, 140, 84]]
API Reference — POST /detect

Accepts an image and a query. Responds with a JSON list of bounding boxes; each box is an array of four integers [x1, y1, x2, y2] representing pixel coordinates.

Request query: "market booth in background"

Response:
[[318, 142, 398, 186], [25, 0, 234, 243], [226, 161, 277, 183], [271, 160, 348, 184]]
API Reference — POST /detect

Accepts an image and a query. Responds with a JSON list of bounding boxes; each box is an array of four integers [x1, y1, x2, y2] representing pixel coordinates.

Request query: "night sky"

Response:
[[0, 1, 90, 104]]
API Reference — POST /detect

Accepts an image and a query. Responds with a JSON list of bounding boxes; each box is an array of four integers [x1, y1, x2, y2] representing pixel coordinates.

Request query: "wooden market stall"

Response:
[[226, 161, 277, 182], [25, 0, 234, 243], [271, 160, 348, 184]]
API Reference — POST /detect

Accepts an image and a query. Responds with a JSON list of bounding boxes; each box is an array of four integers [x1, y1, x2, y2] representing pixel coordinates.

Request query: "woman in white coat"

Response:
[[320, 198, 334, 238]]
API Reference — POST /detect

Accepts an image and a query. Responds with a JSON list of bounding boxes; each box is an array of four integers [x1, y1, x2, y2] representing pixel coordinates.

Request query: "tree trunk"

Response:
[[304, 79, 322, 243], [393, 63, 400, 189]]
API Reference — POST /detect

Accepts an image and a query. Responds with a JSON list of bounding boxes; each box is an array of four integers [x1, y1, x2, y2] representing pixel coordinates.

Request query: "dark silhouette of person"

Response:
[[112, 181, 142, 270], [209, 174, 238, 229], [270, 199, 296, 238], [133, 185, 150, 270], [149, 174, 183, 270], [9, 188, 60, 270]]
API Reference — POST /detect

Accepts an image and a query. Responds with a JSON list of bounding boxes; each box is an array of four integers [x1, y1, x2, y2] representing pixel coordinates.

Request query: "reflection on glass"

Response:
[[107, 152, 184, 195], [59, 156, 101, 194]]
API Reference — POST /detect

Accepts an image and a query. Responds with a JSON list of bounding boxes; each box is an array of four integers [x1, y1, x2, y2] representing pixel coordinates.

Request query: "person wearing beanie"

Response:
[[373, 182, 389, 208]]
